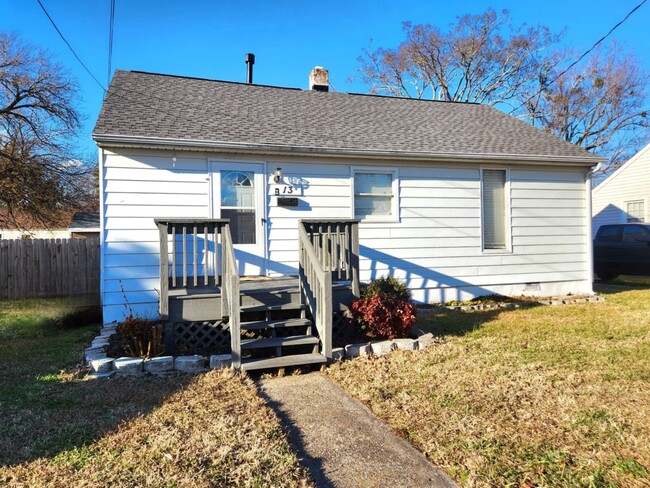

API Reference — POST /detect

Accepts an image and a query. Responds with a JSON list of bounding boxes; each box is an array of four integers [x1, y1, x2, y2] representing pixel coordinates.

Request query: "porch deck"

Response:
[[156, 219, 360, 371]]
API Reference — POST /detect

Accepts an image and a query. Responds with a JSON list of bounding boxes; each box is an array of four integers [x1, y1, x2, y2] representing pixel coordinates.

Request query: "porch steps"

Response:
[[237, 300, 325, 372], [241, 318, 312, 331], [240, 303, 308, 313], [241, 353, 326, 371], [241, 334, 319, 350]]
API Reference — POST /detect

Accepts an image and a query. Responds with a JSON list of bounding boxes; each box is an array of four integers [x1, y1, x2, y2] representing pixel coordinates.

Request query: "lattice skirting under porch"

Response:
[[332, 310, 355, 346], [164, 320, 231, 356], [165, 311, 356, 355]]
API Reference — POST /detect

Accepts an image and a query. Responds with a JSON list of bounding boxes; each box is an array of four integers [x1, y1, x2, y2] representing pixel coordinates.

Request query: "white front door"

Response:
[[213, 162, 266, 276]]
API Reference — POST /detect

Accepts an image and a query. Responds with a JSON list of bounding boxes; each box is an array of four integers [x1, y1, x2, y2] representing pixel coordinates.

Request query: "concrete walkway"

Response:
[[258, 373, 456, 488]]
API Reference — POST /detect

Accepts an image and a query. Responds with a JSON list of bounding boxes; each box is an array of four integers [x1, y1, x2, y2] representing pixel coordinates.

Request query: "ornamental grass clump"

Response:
[[351, 276, 417, 339], [112, 316, 164, 358]]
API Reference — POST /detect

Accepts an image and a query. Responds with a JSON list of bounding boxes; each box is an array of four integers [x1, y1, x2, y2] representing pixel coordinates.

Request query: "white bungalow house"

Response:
[[93, 68, 603, 370], [592, 142, 650, 236]]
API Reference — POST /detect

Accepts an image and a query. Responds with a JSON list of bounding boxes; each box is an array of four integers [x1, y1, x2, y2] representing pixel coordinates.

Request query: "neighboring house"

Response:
[[93, 69, 603, 326], [68, 212, 101, 239], [592, 142, 650, 237], [0, 210, 73, 240]]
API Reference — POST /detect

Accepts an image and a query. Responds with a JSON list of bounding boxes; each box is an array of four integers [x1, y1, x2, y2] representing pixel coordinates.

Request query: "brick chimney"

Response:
[[309, 66, 329, 92]]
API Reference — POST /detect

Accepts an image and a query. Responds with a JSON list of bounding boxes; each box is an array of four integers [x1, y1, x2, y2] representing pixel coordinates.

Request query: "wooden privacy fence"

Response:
[[0, 238, 100, 300]]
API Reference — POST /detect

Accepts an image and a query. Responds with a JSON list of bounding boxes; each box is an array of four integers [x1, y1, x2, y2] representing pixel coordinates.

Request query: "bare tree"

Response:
[[356, 9, 649, 172], [358, 9, 560, 104], [521, 45, 649, 177], [0, 32, 96, 229]]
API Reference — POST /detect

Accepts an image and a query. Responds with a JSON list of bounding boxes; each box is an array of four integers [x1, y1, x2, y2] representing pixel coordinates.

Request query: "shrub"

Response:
[[350, 294, 417, 340], [115, 316, 164, 358], [361, 275, 411, 301]]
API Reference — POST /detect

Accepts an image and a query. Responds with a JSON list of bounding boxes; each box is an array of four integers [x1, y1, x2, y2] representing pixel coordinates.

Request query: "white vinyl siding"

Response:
[[101, 151, 210, 323], [481, 169, 509, 251], [352, 168, 398, 221], [100, 149, 592, 323]]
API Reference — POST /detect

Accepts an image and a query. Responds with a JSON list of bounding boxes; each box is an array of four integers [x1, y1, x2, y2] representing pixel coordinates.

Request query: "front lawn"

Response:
[[0, 297, 312, 487], [327, 286, 650, 487]]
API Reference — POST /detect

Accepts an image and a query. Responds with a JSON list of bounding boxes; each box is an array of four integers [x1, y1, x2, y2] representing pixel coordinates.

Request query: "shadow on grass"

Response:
[[594, 276, 650, 297], [0, 299, 193, 467]]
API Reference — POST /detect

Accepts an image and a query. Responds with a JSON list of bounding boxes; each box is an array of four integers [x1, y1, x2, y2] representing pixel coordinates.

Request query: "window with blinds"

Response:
[[481, 169, 508, 250]]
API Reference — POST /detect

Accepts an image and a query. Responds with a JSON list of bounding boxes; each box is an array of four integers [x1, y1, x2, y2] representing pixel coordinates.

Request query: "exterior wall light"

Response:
[[273, 167, 282, 183]]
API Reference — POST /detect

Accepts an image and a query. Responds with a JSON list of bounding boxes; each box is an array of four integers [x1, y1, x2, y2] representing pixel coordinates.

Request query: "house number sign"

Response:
[[272, 185, 294, 195]]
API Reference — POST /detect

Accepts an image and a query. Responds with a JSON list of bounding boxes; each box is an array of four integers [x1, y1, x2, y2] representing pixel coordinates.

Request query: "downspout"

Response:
[[585, 162, 602, 293]]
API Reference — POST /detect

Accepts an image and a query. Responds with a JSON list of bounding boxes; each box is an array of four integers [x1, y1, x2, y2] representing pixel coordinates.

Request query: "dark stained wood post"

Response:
[[157, 221, 169, 319], [350, 221, 360, 300]]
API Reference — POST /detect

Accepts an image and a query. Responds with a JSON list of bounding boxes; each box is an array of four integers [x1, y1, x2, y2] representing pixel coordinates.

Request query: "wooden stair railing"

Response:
[[221, 222, 241, 370], [298, 219, 360, 360]]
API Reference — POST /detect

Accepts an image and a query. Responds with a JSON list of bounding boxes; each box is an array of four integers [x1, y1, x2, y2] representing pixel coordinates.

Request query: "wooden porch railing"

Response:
[[221, 223, 241, 370], [155, 218, 230, 318], [298, 219, 360, 360]]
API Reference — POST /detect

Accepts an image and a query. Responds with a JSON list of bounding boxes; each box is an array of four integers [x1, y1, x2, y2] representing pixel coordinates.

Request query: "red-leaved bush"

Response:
[[350, 293, 417, 339]]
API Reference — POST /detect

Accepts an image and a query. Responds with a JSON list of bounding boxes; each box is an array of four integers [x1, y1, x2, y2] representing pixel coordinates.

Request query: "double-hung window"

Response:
[[481, 168, 509, 251], [352, 168, 398, 221], [625, 200, 645, 223]]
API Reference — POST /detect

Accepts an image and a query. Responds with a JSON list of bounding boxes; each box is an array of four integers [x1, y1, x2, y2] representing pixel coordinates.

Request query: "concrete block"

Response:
[[418, 337, 437, 349], [144, 356, 174, 374], [100, 328, 116, 337], [113, 357, 144, 376], [90, 358, 114, 373], [371, 340, 397, 356], [85, 349, 107, 362], [88, 371, 115, 380], [175, 355, 206, 373], [332, 347, 345, 361], [345, 343, 371, 359], [393, 338, 418, 351], [209, 354, 232, 370]]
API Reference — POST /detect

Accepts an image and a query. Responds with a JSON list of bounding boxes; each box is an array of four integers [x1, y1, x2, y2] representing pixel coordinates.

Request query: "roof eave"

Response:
[[92, 133, 605, 167]]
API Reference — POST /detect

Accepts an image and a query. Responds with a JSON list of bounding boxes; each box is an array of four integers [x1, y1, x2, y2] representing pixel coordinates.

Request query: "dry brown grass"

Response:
[[327, 286, 650, 487], [0, 298, 312, 487], [1, 371, 312, 487]]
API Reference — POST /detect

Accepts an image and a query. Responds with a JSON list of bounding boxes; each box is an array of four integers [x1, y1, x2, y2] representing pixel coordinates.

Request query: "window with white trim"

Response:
[[353, 169, 398, 220], [625, 200, 645, 223], [481, 169, 508, 250]]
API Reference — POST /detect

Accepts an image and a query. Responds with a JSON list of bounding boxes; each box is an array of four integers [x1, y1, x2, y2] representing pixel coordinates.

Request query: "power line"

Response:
[[510, 0, 647, 115], [36, 0, 107, 92], [108, 0, 116, 86]]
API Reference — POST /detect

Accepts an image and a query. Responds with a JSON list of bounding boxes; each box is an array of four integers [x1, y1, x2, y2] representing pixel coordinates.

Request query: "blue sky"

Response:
[[2, 0, 649, 157]]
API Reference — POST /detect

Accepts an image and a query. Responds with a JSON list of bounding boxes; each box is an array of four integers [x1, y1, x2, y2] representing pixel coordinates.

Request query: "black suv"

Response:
[[594, 223, 650, 280]]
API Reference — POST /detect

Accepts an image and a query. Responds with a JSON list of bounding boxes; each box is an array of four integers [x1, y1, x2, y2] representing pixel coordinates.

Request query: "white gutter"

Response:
[[92, 133, 606, 167]]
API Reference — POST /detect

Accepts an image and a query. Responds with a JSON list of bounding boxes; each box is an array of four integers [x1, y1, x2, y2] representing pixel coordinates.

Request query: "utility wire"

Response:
[[108, 0, 116, 86], [510, 0, 647, 115], [36, 0, 107, 92]]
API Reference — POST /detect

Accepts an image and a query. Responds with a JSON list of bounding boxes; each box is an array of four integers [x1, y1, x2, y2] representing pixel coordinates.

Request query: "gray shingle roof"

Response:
[[93, 70, 602, 164], [68, 212, 100, 230]]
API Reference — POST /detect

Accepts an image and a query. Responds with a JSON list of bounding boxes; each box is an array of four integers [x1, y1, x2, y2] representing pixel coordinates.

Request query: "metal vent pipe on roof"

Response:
[[245, 53, 255, 83]]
